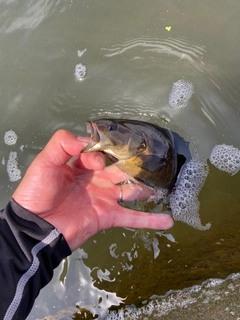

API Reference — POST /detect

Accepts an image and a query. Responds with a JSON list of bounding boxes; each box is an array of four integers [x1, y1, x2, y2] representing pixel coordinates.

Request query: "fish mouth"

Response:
[[81, 121, 119, 163], [81, 121, 102, 153]]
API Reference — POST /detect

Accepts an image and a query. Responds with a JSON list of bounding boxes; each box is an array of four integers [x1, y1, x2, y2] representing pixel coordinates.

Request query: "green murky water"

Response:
[[0, 1, 240, 319]]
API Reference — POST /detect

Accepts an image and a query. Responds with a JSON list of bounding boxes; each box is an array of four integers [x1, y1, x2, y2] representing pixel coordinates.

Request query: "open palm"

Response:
[[13, 130, 173, 251]]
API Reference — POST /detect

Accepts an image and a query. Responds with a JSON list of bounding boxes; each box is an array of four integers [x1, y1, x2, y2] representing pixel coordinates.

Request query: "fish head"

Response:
[[82, 119, 147, 162]]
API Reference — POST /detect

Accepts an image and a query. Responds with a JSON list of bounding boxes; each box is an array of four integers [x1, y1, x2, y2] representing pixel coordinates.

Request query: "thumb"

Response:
[[38, 130, 89, 166]]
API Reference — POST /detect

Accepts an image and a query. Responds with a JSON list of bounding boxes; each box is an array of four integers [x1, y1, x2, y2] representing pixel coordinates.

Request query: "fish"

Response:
[[82, 119, 191, 191]]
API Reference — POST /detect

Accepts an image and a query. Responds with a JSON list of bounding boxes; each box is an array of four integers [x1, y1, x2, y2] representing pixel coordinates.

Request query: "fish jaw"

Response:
[[81, 120, 133, 160], [81, 122, 102, 152]]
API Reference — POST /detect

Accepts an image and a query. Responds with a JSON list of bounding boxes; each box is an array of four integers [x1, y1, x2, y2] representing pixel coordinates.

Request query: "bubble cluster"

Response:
[[4, 130, 18, 145], [169, 79, 194, 108], [7, 151, 21, 182], [148, 188, 168, 202], [170, 160, 211, 231], [75, 63, 86, 80], [210, 144, 240, 175]]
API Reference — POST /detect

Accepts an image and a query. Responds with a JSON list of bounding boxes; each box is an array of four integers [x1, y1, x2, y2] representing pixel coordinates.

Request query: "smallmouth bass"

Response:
[[82, 119, 191, 191]]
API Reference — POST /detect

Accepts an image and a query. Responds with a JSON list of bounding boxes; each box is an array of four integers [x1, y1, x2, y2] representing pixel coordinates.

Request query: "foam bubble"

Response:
[[169, 79, 194, 108], [7, 151, 21, 182], [148, 188, 168, 202], [19, 145, 25, 152], [77, 48, 87, 57], [107, 274, 240, 319], [4, 130, 18, 145], [75, 63, 86, 80], [170, 160, 211, 231], [210, 144, 240, 175]]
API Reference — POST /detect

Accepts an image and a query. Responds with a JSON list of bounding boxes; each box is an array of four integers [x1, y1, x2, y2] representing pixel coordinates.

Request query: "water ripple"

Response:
[[102, 37, 206, 71]]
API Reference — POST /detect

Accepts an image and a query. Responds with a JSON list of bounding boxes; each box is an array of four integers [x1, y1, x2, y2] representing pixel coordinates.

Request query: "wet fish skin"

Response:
[[82, 119, 191, 190]]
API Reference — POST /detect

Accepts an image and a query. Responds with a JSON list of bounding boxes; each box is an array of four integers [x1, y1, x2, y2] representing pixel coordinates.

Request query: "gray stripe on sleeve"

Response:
[[4, 228, 60, 320]]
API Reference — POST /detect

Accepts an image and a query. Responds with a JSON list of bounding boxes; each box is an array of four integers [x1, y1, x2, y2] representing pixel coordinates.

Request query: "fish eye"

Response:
[[141, 141, 146, 149], [138, 140, 146, 152], [107, 123, 117, 131]]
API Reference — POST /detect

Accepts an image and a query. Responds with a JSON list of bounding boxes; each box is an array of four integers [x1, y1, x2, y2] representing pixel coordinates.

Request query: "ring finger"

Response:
[[117, 183, 154, 203]]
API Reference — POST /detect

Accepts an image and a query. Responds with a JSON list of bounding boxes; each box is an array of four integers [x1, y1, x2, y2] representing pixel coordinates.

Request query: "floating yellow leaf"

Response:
[[165, 26, 172, 31]]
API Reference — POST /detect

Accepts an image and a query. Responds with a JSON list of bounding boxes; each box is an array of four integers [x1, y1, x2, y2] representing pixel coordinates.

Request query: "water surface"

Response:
[[0, 0, 240, 319]]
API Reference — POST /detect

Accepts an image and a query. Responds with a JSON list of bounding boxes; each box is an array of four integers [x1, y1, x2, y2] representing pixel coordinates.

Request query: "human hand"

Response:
[[12, 130, 174, 251]]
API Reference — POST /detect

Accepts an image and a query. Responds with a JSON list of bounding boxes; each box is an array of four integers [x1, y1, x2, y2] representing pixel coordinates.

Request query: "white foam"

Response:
[[148, 188, 168, 202], [77, 48, 87, 57], [169, 79, 194, 108], [4, 130, 18, 145], [210, 144, 240, 175], [7, 151, 21, 182], [170, 160, 211, 231], [75, 63, 86, 80], [19, 145, 25, 152], [106, 274, 240, 319]]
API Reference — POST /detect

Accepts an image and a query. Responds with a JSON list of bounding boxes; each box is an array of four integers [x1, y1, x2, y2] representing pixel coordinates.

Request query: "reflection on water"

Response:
[[28, 249, 125, 319], [0, 0, 240, 319], [0, 0, 67, 33]]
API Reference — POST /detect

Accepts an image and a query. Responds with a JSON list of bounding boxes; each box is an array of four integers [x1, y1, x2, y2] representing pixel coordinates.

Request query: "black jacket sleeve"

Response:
[[0, 199, 72, 320]]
